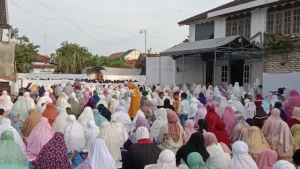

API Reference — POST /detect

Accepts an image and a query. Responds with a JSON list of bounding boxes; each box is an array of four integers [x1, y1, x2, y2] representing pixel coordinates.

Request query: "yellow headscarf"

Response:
[[291, 124, 300, 149], [128, 82, 141, 118]]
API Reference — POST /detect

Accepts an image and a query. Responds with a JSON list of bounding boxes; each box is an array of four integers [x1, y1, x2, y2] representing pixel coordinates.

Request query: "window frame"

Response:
[[226, 17, 251, 38], [221, 65, 228, 83], [243, 64, 251, 84]]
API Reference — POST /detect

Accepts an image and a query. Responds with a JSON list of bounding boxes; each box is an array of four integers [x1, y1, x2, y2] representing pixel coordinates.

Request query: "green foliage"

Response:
[[12, 27, 40, 72], [265, 33, 293, 54]]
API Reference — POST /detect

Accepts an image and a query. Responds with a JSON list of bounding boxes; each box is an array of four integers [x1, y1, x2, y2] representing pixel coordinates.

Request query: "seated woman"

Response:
[[286, 107, 300, 128], [21, 109, 42, 138], [34, 132, 71, 169], [157, 110, 184, 153], [230, 114, 250, 143], [144, 150, 177, 169], [122, 127, 161, 169], [75, 139, 117, 169], [187, 152, 218, 169], [0, 130, 29, 169], [257, 149, 278, 169], [25, 117, 53, 161], [203, 132, 230, 169], [64, 115, 86, 168]]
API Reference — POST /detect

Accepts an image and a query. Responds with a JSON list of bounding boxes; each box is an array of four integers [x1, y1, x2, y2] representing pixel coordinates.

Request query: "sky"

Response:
[[6, 0, 230, 56]]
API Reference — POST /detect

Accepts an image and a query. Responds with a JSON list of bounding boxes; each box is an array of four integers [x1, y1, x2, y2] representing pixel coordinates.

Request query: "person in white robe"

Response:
[[36, 92, 52, 107], [110, 96, 120, 114], [131, 109, 146, 131], [24, 92, 35, 109], [270, 95, 279, 107], [55, 93, 71, 110], [0, 96, 13, 111], [232, 96, 246, 115], [52, 107, 69, 133], [151, 108, 168, 140], [114, 99, 131, 131], [189, 97, 198, 119], [227, 100, 238, 112], [97, 121, 122, 166], [219, 97, 228, 113], [228, 84, 233, 96], [0, 118, 26, 153], [232, 82, 241, 98], [144, 150, 178, 169], [111, 113, 129, 143], [97, 94, 108, 108], [253, 78, 261, 91], [78, 107, 95, 129], [84, 119, 100, 151], [244, 102, 256, 119], [70, 92, 79, 102], [193, 85, 202, 98]]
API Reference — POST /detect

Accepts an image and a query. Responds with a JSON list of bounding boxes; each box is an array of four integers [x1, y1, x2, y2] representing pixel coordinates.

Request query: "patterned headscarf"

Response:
[[167, 110, 180, 142], [35, 132, 71, 169]]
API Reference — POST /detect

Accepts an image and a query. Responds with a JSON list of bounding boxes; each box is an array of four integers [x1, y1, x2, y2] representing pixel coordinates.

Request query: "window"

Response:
[[238, 20, 244, 35], [276, 12, 282, 34], [232, 21, 237, 35], [195, 22, 215, 41], [267, 13, 274, 33], [221, 65, 228, 83], [226, 22, 232, 36], [245, 18, 251, 38], [294, 9, 300, 33], [267, 4, 300, 35], [244, 65, 250, 84], [226, 14, 251, 38], [284, 10, 292, 34]]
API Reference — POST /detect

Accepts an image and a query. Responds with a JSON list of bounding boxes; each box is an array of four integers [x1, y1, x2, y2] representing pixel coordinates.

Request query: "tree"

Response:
[[11, 28, 40, 72]]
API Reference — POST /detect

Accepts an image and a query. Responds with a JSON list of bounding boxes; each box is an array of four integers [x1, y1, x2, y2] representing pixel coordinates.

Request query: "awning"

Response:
[[160, 35, 262, 56]]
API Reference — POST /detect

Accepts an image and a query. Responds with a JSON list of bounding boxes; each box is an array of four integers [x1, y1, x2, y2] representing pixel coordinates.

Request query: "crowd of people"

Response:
[[0, 80, 299, 169]]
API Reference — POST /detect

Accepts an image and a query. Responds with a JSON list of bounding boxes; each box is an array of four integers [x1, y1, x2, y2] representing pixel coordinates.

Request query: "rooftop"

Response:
[[35, 54, 52, 62], [178, 0, 255, 25], [108, 52, 124, 58]]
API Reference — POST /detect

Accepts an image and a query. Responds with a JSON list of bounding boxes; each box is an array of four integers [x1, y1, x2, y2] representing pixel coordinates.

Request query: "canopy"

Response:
[[160, 35, 262, 56]]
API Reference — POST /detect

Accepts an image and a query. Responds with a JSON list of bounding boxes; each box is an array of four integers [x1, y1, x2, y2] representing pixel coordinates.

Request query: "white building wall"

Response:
[[175, 56, 204, 84], [189, 24, 196, 42], [125, 50, 141, 60], [245, 60, 264, 84], [30, 68, 55, 73], [214, 17, 226, 38], [250, 7, 268, 43]]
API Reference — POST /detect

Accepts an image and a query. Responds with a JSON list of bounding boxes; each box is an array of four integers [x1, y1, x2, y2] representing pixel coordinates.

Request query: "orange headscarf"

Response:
[[128, 82, 141, 118], [21, 108, 42, 137], [42, 103, 58, 126]]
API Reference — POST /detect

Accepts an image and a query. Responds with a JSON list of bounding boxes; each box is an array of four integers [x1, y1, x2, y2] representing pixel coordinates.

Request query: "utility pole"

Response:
[[140, 30, 147, 54], [44, 34, 47, 55]]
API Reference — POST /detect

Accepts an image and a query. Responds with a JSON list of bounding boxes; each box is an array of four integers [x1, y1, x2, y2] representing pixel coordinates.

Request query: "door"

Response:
[[243, 64, 251, 88], [230, 60, 244, 86]]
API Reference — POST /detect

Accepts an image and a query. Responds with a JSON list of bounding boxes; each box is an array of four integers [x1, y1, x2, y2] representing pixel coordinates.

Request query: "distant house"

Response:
[[30, 54, 55, 73], [108, 49, 159, 68]]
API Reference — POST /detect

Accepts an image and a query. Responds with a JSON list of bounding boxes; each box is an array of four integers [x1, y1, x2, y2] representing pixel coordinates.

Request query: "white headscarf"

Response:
[[253, 78, 261, 91], [193, 84, 202, 97], [0, 118, 26, 153], [64, 115, 86, 153], [182, 85, 188, 93], [78, 107, 95, 129], [24, 92, 35, 109], [84, 119, 100, 151], [52, 108, 69, 133], [227, 141, 258, 169], [228, 84, 233, 96], [272, 160, 296, 169], [132, 109, 146, 130], [144, 149, 177, 169], [88, 139, 118, 169], [97, 121, 122, 163], [151, 108, 168, 138], [0, 96, 13, 111], [111, 113, 129, 142], [219, 97, 228, 113], [232, 82, 241, 98], [114, 100, 131, 132], [232, 97, 245, 114], [178, 164, 189, 169], [110, 97, 119, 114], [244, 102, 256, 119], [136, 126, 150, 141], [270, 95, 279, 107], [227, 100, 238, 112], [97, 94, 108, 108], [70, 92, 79, 102], [189, 97, 198, 119], [37, 92, 52, 107]]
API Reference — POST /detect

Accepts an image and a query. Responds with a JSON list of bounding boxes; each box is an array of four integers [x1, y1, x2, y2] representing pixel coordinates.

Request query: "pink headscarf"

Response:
[[261, 108, 282, 138], [292, 107, 300, 121], [285, 89, 300, 118], [167, 110, 180, 142], [184, 120, 197, 144], [194, 104, 207, 127], [214, 105, 223, 118], [220, 142, 232, 154], [25, 117, 54, 161], [257, 149, 278, 169], [80, 92, 90, 109], [222, 106, 236, 135], [203, 132, 218, 147], [272, 120, 295, 153]]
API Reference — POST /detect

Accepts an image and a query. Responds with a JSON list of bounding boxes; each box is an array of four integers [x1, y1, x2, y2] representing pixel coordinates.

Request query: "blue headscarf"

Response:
[[262, 99, 271, 114], [93, 109, 108, 126], [8, 111, 21, 134], [38, 86, 45, 97], [274, 101, 288, 121], [199, 93, 206, 105], [93, 93, 100, 105]]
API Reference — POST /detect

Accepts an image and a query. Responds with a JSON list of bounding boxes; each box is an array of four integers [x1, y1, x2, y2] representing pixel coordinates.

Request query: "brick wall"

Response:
[[265, 39, 300, 73]]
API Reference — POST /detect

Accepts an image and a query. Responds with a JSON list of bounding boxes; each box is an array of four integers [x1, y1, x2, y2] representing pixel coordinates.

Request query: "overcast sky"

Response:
[[7, 0, 230, 56]]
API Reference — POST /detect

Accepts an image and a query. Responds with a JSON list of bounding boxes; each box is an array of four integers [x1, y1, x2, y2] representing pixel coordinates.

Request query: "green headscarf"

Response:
[[142, 91, 148, 96], [187, 152, 218, 169], [66, 107, 76, 117], [11, 96, 29, 127], [93, 109, 108, 127], [0, 130, 29, 169]]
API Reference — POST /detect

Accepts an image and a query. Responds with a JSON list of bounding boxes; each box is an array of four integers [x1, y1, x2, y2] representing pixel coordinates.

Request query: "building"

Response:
[[151, 0, 300, 87], [30, 54, 55, 73]]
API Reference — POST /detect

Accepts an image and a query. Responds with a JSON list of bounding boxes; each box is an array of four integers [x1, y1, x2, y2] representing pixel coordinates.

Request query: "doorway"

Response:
[[230, 60, 244, 86], [206, 63, 213, 85]]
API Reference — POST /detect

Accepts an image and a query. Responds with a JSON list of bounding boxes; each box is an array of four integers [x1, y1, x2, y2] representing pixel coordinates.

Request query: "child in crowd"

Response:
[[178, 92, 189, 125], [173, 92, 180, 113], [157, 92, 164, 107]]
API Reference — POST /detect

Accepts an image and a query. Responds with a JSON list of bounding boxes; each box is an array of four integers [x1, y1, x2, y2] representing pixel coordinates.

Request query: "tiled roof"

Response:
[[31, 64, 55, 69], [140, 53, 160, 57], [36, 54, 51, 62], [178, 0, 255, 25], [108, 52, 124, 58]]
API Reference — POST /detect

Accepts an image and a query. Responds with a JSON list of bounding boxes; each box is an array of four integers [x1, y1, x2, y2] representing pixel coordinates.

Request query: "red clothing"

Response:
[[286, 118, 300, 128], [285, 89, 300, 118], [205, 104, 221, 133], [214, 121, 231, 148], [137, 139, 151, 144]]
